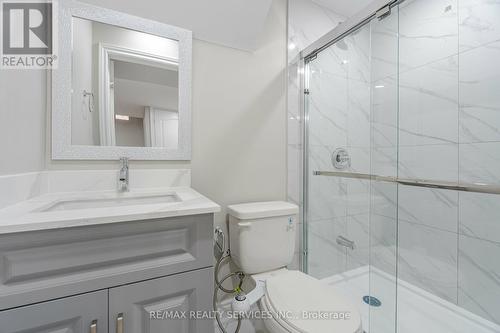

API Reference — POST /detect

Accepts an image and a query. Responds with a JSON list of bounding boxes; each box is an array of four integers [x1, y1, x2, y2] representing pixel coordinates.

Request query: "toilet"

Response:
[[227, 201, 363, 333]]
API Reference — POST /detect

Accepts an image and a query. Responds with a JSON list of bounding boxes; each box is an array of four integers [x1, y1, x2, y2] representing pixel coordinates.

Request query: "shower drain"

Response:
[[363, 295, 382, 307]]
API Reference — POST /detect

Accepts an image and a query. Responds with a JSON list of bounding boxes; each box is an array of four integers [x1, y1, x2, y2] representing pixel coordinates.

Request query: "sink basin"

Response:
[[39, 194, 180, 212]]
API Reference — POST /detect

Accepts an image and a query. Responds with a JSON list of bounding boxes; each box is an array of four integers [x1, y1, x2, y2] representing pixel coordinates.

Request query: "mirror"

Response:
[[71, 18, 179, 148], [53, 1, 192, 160]]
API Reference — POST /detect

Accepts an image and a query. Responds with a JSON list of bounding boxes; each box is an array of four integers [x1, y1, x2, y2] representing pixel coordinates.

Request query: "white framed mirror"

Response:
[[52, 1, 192, 160]]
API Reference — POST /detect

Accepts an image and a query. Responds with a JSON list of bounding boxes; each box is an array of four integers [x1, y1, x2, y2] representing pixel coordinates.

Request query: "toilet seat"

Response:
[[259, 270, 363, 333]]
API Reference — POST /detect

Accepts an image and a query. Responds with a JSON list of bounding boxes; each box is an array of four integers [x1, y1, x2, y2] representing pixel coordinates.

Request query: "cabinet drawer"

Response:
[[109, 267, 214, 333], [0, 290, 107, 333], [0, 214, 213, 309]]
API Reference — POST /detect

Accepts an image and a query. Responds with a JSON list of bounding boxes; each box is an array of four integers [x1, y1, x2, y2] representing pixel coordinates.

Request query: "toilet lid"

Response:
[[264, 270, 362, 333]]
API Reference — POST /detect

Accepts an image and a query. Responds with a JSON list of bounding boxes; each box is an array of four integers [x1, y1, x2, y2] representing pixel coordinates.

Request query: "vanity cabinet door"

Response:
[[109, 267, 214, 333], [0, 290, 108, 333]]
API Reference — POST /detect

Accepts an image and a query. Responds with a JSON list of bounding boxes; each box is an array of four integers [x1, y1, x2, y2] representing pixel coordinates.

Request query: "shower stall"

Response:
[[299, 0, 500, 332]]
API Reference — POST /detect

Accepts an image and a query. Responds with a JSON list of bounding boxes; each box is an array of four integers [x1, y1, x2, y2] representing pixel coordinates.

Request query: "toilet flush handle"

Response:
[[238, 222, 252, 228]]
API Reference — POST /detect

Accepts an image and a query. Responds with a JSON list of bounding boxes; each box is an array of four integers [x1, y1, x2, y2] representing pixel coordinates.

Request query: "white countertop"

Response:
[[0, 187, 220, 234]]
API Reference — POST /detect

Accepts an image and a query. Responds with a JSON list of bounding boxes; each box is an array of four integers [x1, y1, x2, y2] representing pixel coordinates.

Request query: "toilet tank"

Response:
[[227, 201, 299, 274]]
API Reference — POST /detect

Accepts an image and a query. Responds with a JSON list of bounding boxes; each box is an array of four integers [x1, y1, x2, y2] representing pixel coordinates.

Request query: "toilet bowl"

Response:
[[253, 269, 363, 333], [227, 201, 363, 333]]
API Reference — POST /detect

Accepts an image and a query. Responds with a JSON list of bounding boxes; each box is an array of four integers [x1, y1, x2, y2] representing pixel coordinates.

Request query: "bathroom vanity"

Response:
[[0, 187, 219, 333], [0, 1, 220, 331]]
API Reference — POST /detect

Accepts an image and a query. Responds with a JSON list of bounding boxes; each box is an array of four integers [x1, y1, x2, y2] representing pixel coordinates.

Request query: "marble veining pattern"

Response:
[[458, 235, 500, 324], [399, 0, 458, 72], [293, 0, 500, 328], [398, 220, 459, 303], [460, 142, 500, 184], [287, 0, 344, 63], [0, 172, 47, 210], [399, 56, 459, 146], [459, 192, 500, 243], [398, 186, 458, 232], [459, 0, 500, 52], [459, 41, 500, 143]]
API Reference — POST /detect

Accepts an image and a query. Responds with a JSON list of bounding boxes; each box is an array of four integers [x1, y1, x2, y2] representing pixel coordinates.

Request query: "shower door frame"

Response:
[[300, 0, 403, 273]]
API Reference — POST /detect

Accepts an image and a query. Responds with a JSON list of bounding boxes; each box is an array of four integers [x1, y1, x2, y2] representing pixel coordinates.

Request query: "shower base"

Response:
[[322, 266, 500, 333]]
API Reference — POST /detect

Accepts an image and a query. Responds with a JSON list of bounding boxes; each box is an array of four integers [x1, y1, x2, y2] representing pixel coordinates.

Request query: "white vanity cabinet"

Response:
[[0, 214, 215, 333], [109, 267, 213, 333]]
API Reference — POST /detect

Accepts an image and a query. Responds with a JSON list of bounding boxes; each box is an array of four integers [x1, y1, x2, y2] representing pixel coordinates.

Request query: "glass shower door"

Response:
[[368, 7, 399, 333], [395, 0, 500, 332], [305, 0, 500, 331], [305, 22, 372, 279], [304, 9, 399, 332]]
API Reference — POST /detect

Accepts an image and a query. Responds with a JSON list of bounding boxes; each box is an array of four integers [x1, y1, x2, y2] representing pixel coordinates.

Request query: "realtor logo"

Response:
[[1, 0, 57, 68]]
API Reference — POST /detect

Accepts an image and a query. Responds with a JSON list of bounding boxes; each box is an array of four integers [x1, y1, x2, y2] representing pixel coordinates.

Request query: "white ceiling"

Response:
[[81, 0, 273, 51], [311, 0, 375, 17]]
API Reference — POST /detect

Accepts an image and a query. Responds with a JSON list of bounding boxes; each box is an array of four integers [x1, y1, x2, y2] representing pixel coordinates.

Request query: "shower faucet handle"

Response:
[[336, 235, 355, 250]]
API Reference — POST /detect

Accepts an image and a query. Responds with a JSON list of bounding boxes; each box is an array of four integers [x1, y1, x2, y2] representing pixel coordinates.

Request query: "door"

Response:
[[143, 107, 179, 148], [109, 267, 214, 333], [0, 290, 108, 333], [304, 7, 399, 333]]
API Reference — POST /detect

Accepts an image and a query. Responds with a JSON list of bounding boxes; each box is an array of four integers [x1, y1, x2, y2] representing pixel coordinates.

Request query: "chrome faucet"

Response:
[[118, 157, 129, 192]]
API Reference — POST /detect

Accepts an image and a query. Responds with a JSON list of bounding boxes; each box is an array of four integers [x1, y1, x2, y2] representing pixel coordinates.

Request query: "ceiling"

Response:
[[81, 0, 273, 51], [311, 0, 375, 17]]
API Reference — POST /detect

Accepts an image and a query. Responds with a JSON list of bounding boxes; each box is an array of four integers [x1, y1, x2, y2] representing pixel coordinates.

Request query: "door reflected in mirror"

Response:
[[71, 17, 179, 148]]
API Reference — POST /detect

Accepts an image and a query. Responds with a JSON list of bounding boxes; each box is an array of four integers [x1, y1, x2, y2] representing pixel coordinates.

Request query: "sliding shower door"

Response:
[[367, 8, 399, 333], [304, 8, 399, 333], [396, 0, 500, 331], [305, 0, 500, 332]]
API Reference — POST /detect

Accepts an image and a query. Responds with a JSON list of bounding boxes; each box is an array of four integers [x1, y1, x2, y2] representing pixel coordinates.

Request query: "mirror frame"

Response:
[[52, 1, 192, 160]]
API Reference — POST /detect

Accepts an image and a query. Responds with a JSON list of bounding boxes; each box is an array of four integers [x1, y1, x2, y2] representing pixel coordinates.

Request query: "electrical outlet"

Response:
[[214, 227, 225, 260]]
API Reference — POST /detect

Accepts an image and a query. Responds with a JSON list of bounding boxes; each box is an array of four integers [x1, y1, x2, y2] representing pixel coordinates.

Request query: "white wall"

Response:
[[0, 70, 47, 175], [115, 117, 145, 147], [191, 0, 287, 229], [0, 0, 287, 229], [114, 79, 178, 117]]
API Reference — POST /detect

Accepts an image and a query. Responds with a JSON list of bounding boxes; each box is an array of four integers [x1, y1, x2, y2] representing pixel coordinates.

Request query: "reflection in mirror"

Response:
[[71, 17, 179, 148]]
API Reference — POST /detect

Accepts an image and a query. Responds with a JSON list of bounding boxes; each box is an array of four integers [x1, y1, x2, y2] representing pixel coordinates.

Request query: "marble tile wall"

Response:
[[287, 0, 345, 63], [292, 0, 500, 326], [0, 172, 47, 209], [305, 22, 375, 278], [287, 0, 345, 272], [394, 0, 500, 325]]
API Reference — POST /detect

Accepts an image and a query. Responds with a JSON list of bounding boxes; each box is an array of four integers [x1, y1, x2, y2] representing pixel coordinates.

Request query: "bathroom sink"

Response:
[[39, 194, 180, 212]]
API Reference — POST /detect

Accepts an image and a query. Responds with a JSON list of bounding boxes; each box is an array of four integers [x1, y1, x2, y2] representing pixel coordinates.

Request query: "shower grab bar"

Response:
[[312, 171, 500, 195]]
